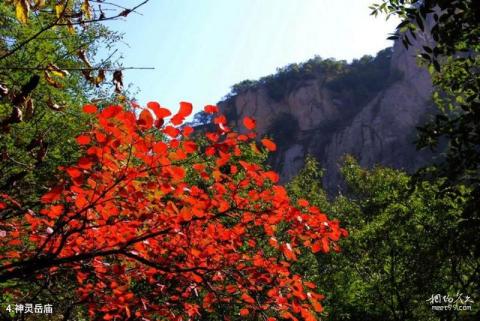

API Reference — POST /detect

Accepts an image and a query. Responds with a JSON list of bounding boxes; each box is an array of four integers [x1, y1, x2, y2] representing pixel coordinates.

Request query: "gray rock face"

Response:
[[218, 40, 435, 194]]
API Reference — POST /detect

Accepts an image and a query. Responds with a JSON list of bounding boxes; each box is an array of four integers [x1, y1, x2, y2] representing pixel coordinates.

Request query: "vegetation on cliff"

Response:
[[225, 48, 402, 106]]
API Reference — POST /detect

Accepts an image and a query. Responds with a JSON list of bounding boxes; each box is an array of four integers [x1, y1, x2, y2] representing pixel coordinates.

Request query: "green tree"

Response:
[[0, 2, 150, 319], [371, 2, 480, 292], [0, 1, 152, 204], [289, 156, 478, 321]]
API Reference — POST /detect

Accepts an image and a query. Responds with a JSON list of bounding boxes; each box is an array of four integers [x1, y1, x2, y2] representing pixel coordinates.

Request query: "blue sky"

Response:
[[106, 0, 399, 114]]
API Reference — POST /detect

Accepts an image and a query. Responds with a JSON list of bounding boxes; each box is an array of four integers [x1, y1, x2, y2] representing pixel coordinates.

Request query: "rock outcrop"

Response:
[[218, 39, 435, 194]]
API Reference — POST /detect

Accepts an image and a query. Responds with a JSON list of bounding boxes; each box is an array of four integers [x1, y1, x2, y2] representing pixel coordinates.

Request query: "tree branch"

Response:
[[0, 0, 69, 62], [0, 0, 151, 62]]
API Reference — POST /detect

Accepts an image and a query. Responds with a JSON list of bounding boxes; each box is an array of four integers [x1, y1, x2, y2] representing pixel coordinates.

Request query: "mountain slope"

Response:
[[217, 40, 435, 194]]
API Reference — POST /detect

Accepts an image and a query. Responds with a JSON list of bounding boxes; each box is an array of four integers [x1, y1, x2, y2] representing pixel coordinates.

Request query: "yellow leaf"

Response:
[[44, 71, 63, 89], [47, 63, 69, 78], [14, 0, 29, 24], [66, 19, 75, 34], [33, 0, 46, 10], [55, 3, 65, 18], [81, 0, 92, 20], [94, 69, 105, 85], [250, 142, 260, 154]]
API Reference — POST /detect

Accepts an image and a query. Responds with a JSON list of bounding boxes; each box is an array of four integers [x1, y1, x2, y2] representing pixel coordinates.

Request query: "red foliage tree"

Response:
[[0, 101, 347, 320]]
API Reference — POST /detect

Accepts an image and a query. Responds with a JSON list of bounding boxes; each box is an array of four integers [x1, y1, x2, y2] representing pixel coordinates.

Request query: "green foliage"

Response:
[[371, 5, 480, 317], [381, 0, 480, 195], [267, 113, 300, 146], [326, 48, 402, 108], [0, 2, 121, 204], [287, 155, 328, 209], [288, 157, 479, 321], [225, 49, 401, 106], [0, 2, 124, 319], [227, 56, 346, 101]]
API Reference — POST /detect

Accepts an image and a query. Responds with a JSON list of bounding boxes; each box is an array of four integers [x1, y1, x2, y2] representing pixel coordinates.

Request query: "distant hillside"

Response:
[[193, 39, 436, 194]]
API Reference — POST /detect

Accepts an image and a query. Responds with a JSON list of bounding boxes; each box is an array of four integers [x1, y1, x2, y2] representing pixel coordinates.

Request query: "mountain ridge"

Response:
[[214, 38, 436, 194]]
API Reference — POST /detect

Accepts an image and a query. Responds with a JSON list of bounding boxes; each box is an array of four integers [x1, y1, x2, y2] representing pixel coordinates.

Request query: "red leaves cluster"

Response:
[[0, 101, 347, 321]]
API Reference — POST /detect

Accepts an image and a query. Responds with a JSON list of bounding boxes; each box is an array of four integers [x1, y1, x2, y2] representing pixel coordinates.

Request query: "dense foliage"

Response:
[[372, 0, 480, 269], [0, 103, 346, 320], [0, 1, 150, 319], [326, 48, 402, 109], [0, 0, 128, 205], [288, 156, 478, 321], [225, 48, 401, 105]]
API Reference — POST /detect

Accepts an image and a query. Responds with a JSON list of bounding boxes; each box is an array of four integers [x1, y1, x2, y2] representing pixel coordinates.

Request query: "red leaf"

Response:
[[8, 239, 22, 246], [83, 104, 97, 114], [95, 132, 107, 143], [147, 101, 172, 118], [298, 199, 309, 207], [45, 204, 64, 219], [100, 105, 122, 119], [321, 238, 330, 253], [310, 297, 324, 313], [178, 101, 193, 117], [163, 126, 180, 138], [76, 135, 91, 145], [183, 126, 194, 137], [41, 186, 63, 203], [261, 138, 276, 152], [241, 293, 255, 304], [313, 238, 330, 253], [214, 115, 226, 125], [180, 207, 193, 221], [138, 109, 153, 129], [311, 242, 321, 253], [170, 114, 184, 126], [78, 157, 93, 169], [263, 171, 279, 183], [239, 309, 249, 316], [183, 141, 197, 153], [243, 117, 256, 130], [281, 243, 297, 261], [204, 105, 218, 114], [66, 167, 82, 178], [191, 273, 202, 283], [206, 132, 219, 142], [300, 308, 317, 321], [170, 166, 185, 180], [153, 142, 167, 154]]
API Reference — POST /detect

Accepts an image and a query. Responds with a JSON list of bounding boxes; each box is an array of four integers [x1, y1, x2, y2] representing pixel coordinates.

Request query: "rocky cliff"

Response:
[[217, 39, 435, 194]]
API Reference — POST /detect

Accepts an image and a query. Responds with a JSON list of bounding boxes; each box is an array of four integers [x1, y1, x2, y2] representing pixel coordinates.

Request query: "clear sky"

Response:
[[106, 0, 399, 114]]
